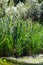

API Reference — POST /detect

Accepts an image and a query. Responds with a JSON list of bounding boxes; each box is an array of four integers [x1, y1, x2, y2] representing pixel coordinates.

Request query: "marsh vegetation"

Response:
[[0, 0, 43, 65]]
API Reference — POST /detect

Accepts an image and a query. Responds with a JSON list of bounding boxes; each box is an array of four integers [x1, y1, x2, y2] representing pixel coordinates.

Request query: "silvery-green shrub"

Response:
[[13, 0, 26, 5], [29, 2, 40, 21], [40, 2, 43, 22]]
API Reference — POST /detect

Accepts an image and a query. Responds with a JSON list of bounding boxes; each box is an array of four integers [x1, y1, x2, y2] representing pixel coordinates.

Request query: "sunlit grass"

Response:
[[0, 59, 14, 65]]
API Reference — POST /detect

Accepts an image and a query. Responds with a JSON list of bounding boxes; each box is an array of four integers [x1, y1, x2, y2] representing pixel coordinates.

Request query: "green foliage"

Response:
[[0, 12, 43, 57], [29, 2, 40, 21], [40, 2, 43, 22], [13, 0, 26, 4], [3, 0, 43, 57], [31, 23, 43, 54], [38, 0, 43, 3], [0, 59, 14, 65], [0, 16, 13, 57], [13, 19, 31, 57], [13, 18, 43, 57], [0, 3, 5, 18]]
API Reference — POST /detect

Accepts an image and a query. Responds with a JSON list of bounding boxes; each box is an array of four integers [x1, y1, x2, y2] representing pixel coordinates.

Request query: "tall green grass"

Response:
[[0, 16, 43, 57]]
